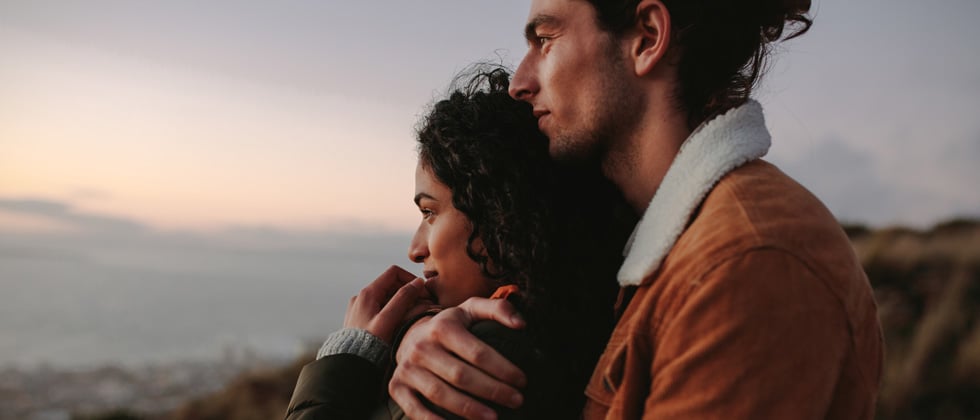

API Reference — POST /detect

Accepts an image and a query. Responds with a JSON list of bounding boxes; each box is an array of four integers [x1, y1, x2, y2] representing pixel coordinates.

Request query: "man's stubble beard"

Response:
[[549, 46, 644, 177]]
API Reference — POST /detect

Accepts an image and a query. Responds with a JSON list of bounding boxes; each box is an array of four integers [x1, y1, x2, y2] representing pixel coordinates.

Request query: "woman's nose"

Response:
[[407, 231, 428, 263]]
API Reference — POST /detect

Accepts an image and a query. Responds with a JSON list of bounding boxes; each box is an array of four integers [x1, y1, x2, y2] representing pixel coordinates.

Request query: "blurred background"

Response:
[[1, 1, 978, 419]]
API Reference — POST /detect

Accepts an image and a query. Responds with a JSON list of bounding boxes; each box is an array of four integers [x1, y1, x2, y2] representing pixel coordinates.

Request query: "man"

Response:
[[387, 0, 883, 419]]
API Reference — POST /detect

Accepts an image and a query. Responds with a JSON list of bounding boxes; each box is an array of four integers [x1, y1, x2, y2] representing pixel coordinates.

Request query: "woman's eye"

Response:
[[536, 35, 551, 46]]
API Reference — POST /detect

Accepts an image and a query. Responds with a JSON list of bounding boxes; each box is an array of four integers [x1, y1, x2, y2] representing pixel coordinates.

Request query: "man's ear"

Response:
[[630, 0, 671, 77]]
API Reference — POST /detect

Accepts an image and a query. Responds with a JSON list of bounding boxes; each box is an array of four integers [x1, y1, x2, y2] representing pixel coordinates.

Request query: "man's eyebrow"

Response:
[[413, 193, 435, 206], [524, 14, 560, 41]]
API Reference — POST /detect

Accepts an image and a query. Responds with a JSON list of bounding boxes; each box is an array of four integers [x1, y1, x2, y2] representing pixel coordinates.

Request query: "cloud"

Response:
[[0, 198, 145, 235], [771, 138, 897, 223], [0, 198, 70, 215], [770, 136, 980, 227], [0, 196, 412, 271], [66, 187, 112, 201], [935, 132, 980, 192]]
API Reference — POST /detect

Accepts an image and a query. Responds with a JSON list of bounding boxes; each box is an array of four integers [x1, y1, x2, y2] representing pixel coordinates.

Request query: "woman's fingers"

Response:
[[344, 294, 357, 326], [344, 265, 420, 332], [369, 277, 424, 341], [359, 265, 417, 305]]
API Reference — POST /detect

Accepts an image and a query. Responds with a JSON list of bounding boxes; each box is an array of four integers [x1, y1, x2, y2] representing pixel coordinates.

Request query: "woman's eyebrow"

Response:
[[414, 193, 436, 206]]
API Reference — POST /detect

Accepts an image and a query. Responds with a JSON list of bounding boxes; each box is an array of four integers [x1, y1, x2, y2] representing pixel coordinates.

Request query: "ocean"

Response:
[[0, 228, 412, 369]]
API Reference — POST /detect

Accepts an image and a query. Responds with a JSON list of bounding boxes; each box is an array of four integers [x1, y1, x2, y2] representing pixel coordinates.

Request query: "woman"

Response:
[[286, 67, 634, 419]]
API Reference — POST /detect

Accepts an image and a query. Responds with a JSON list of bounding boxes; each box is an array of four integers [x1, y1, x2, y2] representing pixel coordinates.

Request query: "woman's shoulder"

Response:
[[470, 319, 539, 371]]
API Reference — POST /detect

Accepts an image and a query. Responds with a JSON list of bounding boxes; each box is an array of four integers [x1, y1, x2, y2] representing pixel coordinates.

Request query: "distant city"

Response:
[[0, 345, 296, 419]]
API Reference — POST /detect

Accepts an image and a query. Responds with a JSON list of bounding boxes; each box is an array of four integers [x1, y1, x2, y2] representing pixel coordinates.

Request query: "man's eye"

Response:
[[420, 209, 433, 219]]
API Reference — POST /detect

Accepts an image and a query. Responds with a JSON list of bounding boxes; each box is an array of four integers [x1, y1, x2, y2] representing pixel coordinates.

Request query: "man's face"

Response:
[[509, 0, 641, 162]]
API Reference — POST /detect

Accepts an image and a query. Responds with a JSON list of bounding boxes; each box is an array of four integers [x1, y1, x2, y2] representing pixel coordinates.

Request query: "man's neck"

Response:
[[603, 102, 691, 216]]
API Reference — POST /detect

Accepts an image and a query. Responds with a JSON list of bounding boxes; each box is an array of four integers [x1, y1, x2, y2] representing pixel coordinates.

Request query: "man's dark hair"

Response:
[[587, 0, 812, 128], [416, 64, 634, 418]]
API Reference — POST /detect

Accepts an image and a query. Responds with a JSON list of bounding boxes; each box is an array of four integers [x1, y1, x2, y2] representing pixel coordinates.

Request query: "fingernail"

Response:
[[480, 409, 497, 420], [510, 313, 525, 326]]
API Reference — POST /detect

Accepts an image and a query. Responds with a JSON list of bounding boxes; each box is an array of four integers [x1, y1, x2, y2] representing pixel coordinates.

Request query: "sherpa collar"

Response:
[[618, 100, 771, 286]]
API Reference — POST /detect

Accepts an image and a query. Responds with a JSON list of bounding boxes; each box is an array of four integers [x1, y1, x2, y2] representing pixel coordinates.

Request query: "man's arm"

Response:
[[388, 297, 528, 420]]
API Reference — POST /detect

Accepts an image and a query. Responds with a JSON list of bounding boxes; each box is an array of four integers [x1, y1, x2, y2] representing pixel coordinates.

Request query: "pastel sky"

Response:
[[2, 0, 978, 235]]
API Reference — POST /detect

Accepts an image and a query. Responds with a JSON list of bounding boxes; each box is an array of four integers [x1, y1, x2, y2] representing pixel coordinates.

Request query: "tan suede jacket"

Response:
[[583, 102, 883, 419]]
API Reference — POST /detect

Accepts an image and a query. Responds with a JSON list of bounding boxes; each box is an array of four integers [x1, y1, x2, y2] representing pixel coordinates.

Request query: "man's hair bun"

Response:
[[760, 0, 813, 42]]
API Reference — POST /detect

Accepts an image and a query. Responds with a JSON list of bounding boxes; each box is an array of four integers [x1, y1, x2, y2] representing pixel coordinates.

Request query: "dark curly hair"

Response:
[[416, 65, 634, 417], [417, 67, 551, 289], [586, 0, 812, 128]]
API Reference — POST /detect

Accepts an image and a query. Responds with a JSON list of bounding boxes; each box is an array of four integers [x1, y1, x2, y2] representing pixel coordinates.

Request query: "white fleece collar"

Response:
[[618, 100, 771, 286]]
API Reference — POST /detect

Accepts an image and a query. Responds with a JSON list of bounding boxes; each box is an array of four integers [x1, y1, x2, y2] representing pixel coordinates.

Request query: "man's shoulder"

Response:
[[682, 159, 848, 255], [664, 159, 868, 301]]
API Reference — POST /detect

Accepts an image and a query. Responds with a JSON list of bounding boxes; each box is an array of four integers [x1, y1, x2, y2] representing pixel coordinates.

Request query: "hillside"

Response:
[[848, 219, 980, 419]]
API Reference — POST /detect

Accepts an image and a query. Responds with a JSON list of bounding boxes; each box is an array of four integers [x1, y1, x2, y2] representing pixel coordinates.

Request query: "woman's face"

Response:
[[408, 162, 495, 307]]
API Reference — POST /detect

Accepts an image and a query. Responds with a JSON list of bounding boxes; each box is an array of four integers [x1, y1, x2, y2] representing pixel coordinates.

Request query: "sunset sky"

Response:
[[2, 0, 978, 235]]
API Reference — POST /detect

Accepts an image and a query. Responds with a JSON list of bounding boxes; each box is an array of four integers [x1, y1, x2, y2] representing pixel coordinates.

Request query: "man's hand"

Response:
[[389, 297, 527, 420], [345, 265, 433, 344]]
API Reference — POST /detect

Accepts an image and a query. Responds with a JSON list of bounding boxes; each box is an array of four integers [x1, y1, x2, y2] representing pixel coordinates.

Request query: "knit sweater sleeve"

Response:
[[316, 328, 390, 369]]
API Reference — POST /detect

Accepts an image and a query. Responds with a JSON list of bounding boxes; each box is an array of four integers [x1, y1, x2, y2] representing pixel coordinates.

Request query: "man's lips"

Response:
[[533, 110, 551, 131], [423, 270, 437, 280]]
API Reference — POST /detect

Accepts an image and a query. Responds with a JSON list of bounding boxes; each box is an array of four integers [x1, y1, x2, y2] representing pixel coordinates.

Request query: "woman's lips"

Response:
[[421, 273, 439, 305]]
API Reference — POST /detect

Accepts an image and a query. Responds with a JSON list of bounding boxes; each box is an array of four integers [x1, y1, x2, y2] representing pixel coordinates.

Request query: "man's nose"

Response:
[[509, 56, 538, 101]]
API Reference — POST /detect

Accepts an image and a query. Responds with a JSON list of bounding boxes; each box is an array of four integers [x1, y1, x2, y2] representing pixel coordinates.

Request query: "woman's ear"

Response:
[[630, 0, 671, 77]]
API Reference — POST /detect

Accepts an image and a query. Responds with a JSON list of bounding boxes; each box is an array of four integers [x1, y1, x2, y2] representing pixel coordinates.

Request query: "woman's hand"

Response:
[[344, 265, 434, 344]]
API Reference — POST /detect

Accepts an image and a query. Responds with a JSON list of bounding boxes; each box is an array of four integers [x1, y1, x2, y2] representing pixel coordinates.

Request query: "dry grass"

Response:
[[166, 354, 312, 420], [849, 219, 980, 419]]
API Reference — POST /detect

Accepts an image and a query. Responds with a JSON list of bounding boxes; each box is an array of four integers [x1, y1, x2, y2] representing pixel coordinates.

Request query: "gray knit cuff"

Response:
[[316, 328, 390, 368]]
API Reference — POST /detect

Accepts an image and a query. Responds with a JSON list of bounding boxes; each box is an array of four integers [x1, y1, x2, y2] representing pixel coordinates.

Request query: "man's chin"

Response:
[[549, 136, 601, 164]]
